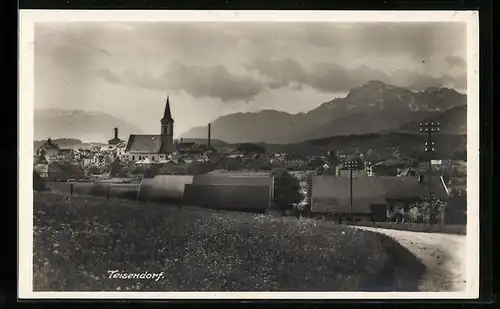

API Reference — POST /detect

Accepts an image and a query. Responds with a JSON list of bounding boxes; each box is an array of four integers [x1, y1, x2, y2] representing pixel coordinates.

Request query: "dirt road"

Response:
[[353, 226, 467, 292]]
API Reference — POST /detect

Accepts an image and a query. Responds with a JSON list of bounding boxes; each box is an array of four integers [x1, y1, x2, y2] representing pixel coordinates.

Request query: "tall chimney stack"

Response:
[[208, 123, 211, 149], [114, 127, 118, 139]]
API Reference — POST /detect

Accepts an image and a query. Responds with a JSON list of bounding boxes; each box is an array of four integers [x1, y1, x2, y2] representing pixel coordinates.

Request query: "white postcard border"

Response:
[[18, 10, 480, 299]]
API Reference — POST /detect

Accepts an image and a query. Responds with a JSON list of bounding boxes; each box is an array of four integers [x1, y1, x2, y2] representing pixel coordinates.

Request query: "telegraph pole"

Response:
[[345, 160, 358, 221], [419, 121, 440, 225]]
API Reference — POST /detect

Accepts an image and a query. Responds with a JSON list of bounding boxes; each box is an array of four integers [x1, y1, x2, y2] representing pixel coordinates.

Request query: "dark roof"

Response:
[[177, 142, 195, 148], [311, 175, 449, 214], [374, 159, 412, 168], [336, 170, 370, 177], [125, 135, 175, 154], [125, 135, 162, 153], [58, 148, 72, 154], [161, 95, 174, 122], [398, 167, 418, 177]]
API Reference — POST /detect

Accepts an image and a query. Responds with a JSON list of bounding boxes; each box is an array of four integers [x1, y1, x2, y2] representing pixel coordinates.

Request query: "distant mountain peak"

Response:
[[366, 80, 391, 86], [34, 109, 143, 143], [181, 82, 467, 144]]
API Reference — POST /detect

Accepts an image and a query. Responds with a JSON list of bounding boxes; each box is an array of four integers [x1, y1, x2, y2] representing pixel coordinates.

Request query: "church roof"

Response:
[[125, 135, 162, 153], [125, 135, 173, 154], [161, 95, 174, 122]]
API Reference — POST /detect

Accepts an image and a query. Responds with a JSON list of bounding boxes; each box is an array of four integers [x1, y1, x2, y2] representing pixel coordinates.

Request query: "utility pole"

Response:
[[419, 121, 440, 225], [345, 160, 358, 221]]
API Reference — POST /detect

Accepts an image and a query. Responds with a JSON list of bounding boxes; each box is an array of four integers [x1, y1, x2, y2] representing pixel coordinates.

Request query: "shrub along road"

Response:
[[352, 226, 467, 292]]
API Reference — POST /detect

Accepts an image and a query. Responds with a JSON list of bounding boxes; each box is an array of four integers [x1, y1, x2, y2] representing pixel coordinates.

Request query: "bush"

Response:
[[271, 169, 303, 212], [33, 193, 413, 291], [446, 189, 467, 225], [406, 194, 447, 224]]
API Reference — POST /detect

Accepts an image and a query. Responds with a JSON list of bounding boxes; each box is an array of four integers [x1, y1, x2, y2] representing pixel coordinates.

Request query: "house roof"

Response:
[[374, 158, 412, 167], [398, 167, 418, 177], [336, 170, 370, 177], [311, 175, 449, 214], [125, 135, 168, 154], [177, 142, 195, 148]]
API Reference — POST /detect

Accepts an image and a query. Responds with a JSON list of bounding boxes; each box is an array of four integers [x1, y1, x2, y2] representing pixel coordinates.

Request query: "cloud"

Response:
[[95, 62, 265, 102], [166, 62, 265, 101], [249, 58, 465, 93], [445, 55, 466, 69], [35, 21, 467, 120], [93, 68, 122, 83], [299, 23, 466, 61]]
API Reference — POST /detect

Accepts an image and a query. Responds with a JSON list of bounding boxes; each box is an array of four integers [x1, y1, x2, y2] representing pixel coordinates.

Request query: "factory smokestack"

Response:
[[208, 123, 211, 149], [114, 127, 118, 139]]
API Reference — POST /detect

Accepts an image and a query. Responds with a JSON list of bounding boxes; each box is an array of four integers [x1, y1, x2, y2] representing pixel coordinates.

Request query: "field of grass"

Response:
[[33, 192, 424, 292]]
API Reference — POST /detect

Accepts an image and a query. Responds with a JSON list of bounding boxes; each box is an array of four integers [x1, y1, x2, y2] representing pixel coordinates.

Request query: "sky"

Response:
[[34, 22, 466, 137]]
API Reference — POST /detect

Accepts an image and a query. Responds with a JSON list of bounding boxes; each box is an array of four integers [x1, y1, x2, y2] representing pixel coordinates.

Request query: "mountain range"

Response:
[[181, 81, 467, 144], [34, 109, 143, 142]]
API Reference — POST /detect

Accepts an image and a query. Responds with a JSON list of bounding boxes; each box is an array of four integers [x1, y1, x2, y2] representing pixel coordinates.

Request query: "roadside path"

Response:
[[353, 226, 467, 292]]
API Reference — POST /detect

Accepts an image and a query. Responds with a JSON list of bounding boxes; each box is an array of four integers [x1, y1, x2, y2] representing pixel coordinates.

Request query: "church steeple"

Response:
[[161, 94, 174, 123], [160, 94, 174, 153]]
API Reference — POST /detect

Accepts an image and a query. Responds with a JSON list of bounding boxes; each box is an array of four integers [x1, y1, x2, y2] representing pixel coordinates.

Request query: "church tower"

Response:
[[160, 94, 174, 153]]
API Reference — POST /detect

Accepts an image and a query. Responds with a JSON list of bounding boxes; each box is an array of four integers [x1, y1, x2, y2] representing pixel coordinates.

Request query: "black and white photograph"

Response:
[[19, 10, 479, 299]]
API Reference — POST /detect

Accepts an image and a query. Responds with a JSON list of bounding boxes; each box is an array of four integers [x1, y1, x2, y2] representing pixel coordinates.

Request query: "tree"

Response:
[[447, 188, 467, 224], [408, 206, 420, 223], [365, 149, 381, 163], [85, 165, 100, 176], [393, 145, 401, 159], [325, 150, 339, 173], [271, 169, 303, 213], [413, 194, 447, 224], [237, 143, 265, 154], [308, 158, 325, 170], [452, 149, 467, 161]]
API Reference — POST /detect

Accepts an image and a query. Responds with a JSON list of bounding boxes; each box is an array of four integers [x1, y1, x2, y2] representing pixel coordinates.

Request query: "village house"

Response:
[[175, 139, 196, 153], [226, 151, 245, 159], [56, 148, 73, 160], [120, 95, 176, 163], [310, 174, 450, 223], [34, 162, 85, 182], [398, 166, 419, 177], [36, 138, 60, 162], [371, 158, 415, 176]]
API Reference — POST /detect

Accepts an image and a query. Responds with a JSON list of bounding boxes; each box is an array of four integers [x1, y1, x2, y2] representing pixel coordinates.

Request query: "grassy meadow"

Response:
[[33, 192, 424, 292]]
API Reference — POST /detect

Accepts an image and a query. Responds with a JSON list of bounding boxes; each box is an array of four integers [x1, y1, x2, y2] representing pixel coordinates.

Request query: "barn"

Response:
[[310, 175, 450, 222]]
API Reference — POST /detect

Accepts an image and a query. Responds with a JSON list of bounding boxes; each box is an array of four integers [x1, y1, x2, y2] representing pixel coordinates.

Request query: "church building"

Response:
[[120, 95, 176, 163]]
